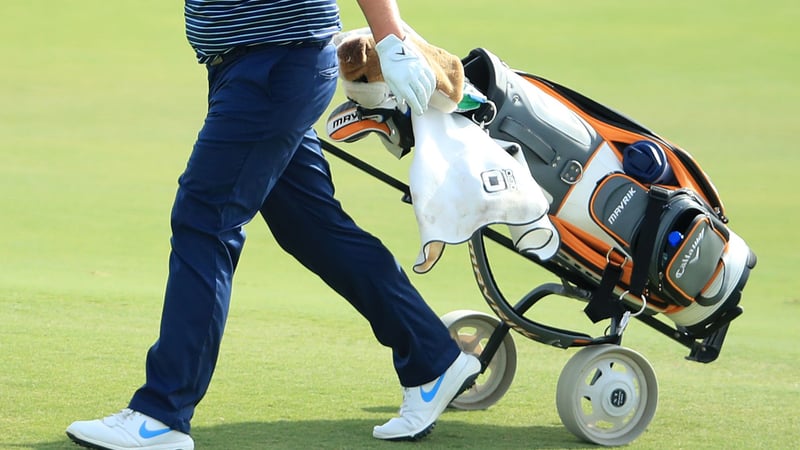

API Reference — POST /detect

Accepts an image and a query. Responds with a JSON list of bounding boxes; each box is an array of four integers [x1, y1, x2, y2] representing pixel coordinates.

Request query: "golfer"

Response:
[[66, 1, 480, 449]]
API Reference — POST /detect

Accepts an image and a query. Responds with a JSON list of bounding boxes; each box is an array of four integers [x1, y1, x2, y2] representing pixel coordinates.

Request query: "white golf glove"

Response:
[[375, 34, 436, 116]]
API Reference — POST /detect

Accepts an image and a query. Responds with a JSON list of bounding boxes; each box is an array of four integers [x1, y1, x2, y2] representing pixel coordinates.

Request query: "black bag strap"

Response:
[[584, 255, 626, 323], [629, 186, 671, 296], [584, 186, 670, 323]]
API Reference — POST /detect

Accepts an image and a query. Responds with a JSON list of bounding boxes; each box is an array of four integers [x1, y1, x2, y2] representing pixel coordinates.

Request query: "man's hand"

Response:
[[375, 34, 435, 116]]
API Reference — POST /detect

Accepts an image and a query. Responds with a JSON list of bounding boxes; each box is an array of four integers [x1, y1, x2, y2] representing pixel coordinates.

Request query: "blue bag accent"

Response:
[[623, 140, 676, 185]]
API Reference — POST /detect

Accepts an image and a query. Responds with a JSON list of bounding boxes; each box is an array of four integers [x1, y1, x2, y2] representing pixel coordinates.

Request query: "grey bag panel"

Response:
[[588, 173, 649, 249], [462, 48, 603, 210], [498, 116, 557, 165]]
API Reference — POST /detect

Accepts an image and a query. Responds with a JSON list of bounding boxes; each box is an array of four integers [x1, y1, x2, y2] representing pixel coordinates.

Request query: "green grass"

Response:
[[1, 1, 798, 449]]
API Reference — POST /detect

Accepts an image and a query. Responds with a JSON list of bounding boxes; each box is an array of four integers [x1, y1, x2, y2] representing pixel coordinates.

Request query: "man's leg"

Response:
[[129, 43, 340, 432], [260, 131, 480, 440], [67, 42, 340, 450], [260, 131, 460, 385]]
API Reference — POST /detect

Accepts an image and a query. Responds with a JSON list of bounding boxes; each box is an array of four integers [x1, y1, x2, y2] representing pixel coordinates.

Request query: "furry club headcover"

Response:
[[335, 28, 465, 113]]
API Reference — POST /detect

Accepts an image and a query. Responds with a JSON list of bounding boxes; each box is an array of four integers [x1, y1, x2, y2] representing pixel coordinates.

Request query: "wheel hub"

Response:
[[598, 371, 637, 417]]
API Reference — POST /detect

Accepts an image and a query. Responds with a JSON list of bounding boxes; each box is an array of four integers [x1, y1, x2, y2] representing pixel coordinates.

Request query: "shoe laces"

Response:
[[397, 387, 412, 416], [104, 408, 137, 426]]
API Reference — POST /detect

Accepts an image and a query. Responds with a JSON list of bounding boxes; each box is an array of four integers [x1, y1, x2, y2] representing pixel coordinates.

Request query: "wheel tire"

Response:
[[556, 344, 658, 446], [441, 310, 517, 410]]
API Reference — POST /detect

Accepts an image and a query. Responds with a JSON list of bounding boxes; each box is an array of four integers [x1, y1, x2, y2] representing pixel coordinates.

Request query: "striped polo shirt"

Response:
[[185, 0, 342, 63]]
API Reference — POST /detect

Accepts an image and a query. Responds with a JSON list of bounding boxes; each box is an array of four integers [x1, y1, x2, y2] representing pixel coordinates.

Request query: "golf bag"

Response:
[[327, 46, 756, 344], [457, 48, 756, 337]]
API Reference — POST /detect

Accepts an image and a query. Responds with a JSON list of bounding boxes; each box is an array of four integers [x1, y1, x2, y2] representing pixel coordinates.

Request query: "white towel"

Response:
[[409, 109, 559, 273]]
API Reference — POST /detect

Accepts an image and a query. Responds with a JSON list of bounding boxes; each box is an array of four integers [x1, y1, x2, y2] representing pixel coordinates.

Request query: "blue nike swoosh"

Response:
[[139, 422, 172, 439], [420, 375, 445, 403]]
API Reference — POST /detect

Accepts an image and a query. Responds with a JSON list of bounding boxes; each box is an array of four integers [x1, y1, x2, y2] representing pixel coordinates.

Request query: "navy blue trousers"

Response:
[[127, 42, 460, 434]]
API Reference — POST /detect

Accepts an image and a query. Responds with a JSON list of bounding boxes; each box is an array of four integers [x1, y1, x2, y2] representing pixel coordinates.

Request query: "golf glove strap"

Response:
[[375, 34, 435, 116]]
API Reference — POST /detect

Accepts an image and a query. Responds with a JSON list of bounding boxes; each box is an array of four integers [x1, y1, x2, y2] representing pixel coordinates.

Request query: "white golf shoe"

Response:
[[66, 409, 194, 450], [373, 352, 481, 440]]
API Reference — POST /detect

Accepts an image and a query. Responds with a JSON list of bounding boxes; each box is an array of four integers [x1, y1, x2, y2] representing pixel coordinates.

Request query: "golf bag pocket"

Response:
[[650, 192, 728, 306], [589, 173, 649, 249], [590, 173, 730, 307]]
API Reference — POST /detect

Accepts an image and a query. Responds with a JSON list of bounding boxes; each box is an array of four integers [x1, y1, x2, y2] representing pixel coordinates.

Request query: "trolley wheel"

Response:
[[556, 344, 658, 446], [440, 310, 517, 410]]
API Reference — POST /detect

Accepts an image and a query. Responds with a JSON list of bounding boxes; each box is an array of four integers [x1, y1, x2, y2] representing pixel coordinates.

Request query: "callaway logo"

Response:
[[675, 228, 704, 279], [139, 422, 172, 439], [420, 375, 445, 403], [396, 47, 407, 56], [607, 186, 637, 225]]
